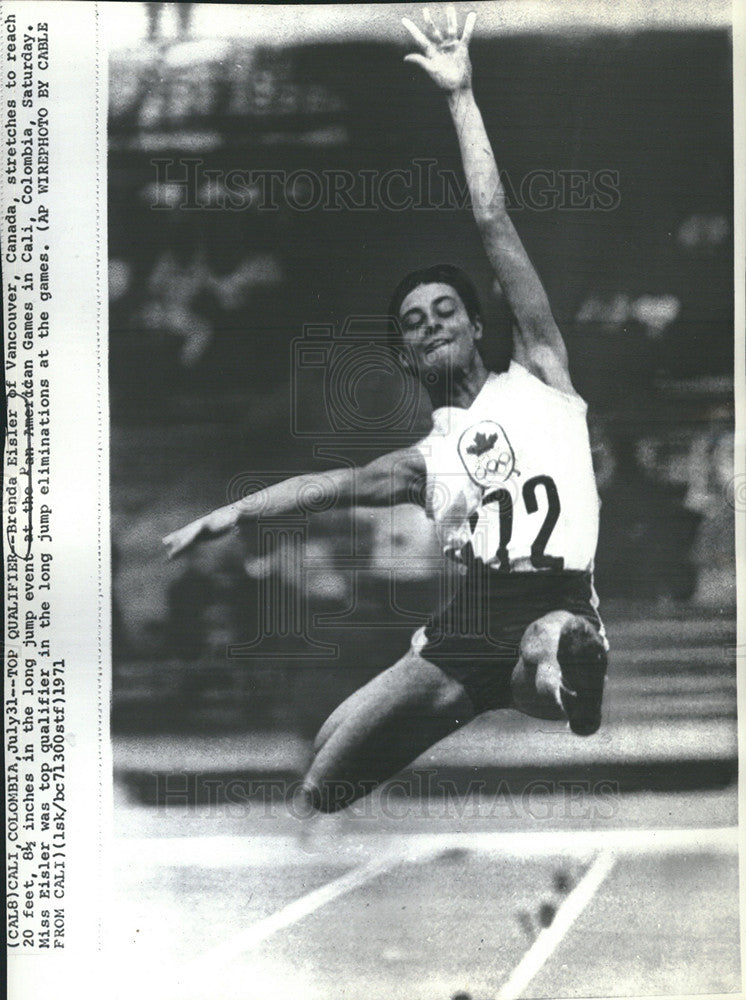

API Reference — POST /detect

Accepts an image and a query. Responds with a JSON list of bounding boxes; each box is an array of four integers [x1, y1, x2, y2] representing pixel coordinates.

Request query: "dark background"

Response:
[[108, 23, 735, 733]]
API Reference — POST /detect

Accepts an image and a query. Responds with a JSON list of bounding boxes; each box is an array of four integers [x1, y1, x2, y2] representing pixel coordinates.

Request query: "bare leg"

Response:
[[511, 611, 608, 735], [302, 649, 475, 813]]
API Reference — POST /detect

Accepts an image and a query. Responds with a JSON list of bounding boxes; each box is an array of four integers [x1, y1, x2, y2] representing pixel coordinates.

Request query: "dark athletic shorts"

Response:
[[411, 569, 605, 714]]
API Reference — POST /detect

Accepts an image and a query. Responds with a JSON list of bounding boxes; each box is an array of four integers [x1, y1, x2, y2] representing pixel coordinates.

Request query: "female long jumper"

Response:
[[164, 8, 609, 814]]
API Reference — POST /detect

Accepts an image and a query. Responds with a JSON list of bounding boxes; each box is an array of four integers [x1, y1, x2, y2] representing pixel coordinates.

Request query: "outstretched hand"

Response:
[[402, 5, 476, 93], [162, 517, 210, 559], [163, 500, 243, 559]]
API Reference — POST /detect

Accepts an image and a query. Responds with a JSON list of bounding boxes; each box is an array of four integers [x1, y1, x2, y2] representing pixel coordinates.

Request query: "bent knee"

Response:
[[299, 776, 369, 815], [519, 611, 573, 666], [312, 726, 329, 756]]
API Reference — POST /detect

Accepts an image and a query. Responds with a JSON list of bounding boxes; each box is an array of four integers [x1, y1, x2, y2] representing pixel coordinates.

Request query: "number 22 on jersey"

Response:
[[467, 474, 564, 571]]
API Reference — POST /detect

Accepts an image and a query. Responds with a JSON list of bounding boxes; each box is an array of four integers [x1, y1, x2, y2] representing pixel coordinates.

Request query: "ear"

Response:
[[472, 316, 483, 342]]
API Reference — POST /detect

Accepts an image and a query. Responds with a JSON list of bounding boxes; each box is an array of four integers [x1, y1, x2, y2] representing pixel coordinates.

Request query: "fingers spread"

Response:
[[401, 17, 433, 53], [422, 8, 443, 42], [403, 53, 430, 71], [445, 4, 458, 38], [462, 10, 477, 45]]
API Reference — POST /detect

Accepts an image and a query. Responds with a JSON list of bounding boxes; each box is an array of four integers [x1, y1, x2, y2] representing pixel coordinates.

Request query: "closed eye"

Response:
[[434, 296, 456, 317], [401, 297, 456, 330], [401, 309, 425, 331]]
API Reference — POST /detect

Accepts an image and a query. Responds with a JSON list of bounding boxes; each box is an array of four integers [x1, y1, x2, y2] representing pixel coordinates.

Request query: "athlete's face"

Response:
[[397, 283, 482, 381]]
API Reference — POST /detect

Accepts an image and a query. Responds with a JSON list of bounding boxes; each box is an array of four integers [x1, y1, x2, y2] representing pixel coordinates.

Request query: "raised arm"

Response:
[[403, 7, 574, 394], [162, 447, 426, 558]]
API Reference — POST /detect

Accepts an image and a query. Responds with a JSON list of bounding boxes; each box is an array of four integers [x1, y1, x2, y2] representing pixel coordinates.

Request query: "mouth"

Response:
[[424, 337, 451, 357]]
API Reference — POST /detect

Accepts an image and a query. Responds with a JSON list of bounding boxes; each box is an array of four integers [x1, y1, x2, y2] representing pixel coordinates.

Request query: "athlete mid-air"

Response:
[[163, 7, 609, 813]]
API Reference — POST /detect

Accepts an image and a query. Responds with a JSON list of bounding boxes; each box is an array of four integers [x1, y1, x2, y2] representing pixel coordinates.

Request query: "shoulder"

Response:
[[368, 445, 427, 492], [510, 317, 580, 398], [352, 448, 428, 508], [506, 354, 587, 409]]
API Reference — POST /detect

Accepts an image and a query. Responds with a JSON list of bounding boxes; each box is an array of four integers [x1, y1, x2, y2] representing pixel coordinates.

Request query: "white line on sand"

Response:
[[135, 827, 735, 999], [172, 839, 439, 993], [496, 850, 616, 1000]]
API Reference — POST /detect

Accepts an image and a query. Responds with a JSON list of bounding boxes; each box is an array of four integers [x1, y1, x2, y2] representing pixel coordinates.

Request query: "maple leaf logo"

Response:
[[466, 430, 498, 456]]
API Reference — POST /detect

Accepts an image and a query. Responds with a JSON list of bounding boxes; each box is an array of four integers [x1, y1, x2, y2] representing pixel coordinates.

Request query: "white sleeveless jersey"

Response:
[[415, 362, 600, 573]]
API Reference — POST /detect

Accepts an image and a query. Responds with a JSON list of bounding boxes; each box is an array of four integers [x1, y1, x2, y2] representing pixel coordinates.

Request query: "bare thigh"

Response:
[[303, 649, 475, 812]]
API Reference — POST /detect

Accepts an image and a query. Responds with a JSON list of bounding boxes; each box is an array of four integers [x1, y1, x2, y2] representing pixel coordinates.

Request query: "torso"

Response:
[[416, 361, 600, 574]]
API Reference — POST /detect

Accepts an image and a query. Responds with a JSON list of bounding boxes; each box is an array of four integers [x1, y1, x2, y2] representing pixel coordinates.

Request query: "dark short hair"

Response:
[[387, 263, 482, 353]]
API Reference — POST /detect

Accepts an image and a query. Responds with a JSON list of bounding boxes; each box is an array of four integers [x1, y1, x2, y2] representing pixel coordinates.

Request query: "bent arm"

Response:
[[163, 447, 427, 558], [448, 86, 573, 391]]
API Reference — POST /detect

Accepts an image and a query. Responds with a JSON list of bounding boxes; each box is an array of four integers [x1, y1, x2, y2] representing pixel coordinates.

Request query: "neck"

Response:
[[425, 354, 490, 409]]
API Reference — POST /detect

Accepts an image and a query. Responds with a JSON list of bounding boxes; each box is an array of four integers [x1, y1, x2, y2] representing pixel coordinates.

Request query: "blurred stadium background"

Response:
[[108, 2, 735, 738]]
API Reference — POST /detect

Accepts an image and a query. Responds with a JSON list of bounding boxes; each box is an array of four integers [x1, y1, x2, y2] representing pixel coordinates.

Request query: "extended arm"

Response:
[[163, 447, 426, 558], [403, 7, 574, 393]]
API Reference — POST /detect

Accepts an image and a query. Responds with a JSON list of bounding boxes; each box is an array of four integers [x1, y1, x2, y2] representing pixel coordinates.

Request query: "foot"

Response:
[[557, 618, 608, 736]]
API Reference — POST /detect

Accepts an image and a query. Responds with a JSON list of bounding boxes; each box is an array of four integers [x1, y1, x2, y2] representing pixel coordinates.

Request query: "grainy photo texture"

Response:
[[109, 4, 739, 998]]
